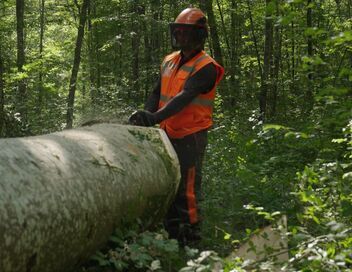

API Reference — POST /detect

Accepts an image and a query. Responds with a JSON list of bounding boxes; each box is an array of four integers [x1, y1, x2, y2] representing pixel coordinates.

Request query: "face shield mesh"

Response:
[[169, 23, 206, 51]]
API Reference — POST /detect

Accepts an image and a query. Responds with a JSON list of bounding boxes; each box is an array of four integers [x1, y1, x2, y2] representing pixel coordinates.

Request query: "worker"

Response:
[[129, 7, 224, 245]]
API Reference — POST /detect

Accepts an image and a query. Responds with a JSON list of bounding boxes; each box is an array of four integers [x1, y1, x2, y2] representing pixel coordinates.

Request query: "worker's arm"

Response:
[[153, 63, 217, 123], [129, 63, 217, 126]]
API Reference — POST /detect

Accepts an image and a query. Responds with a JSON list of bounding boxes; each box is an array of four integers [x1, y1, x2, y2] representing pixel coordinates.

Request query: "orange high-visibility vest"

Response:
[[159, 50, 224, 139]]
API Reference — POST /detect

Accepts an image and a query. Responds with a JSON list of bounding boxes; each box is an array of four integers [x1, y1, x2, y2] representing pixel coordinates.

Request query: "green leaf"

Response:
[[266, 1, 276, 14], [271, 211, 281, 217], [91, 252, 110, 267], [224, 233, 232, 240], [263, 124, 291, 131], [342, 172, 352, 180], [312, 215, 321, 224], [332, 138, 347, 144], [150, 260, 161, 271], [109, 235, 124, 245], [284, 131, 309, 139]]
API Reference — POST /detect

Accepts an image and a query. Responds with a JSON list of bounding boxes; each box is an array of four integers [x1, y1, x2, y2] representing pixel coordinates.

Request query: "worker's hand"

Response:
[[128, 110, 156, 127]]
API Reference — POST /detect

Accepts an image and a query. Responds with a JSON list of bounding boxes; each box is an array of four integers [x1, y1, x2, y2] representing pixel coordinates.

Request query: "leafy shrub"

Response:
[[84, 225, 179, 272]]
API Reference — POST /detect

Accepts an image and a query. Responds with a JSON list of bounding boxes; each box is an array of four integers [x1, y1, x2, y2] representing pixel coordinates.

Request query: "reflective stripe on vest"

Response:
[[160, 94, 214, 107], [159, 51, 224, 138], [161, 60, 178, 74]]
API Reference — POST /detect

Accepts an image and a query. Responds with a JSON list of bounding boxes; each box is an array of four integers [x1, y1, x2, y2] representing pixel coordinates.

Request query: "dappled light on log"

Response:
[[0, 124, 179, 272]]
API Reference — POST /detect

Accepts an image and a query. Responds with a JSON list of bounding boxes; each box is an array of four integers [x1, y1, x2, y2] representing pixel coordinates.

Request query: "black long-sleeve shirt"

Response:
[[144, 52, 217, 123]]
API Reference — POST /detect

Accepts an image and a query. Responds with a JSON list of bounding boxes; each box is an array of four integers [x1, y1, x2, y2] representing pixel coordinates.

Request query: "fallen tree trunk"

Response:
[[0, 124, 180, 272]]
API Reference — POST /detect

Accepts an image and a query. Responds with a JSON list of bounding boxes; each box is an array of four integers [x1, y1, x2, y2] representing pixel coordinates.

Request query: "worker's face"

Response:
[[174, 26, 192, 46], [170, 24, 196, 51]]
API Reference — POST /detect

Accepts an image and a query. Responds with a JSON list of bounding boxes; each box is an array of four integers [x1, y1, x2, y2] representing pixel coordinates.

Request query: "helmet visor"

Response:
[[170, 23, 200, 50]]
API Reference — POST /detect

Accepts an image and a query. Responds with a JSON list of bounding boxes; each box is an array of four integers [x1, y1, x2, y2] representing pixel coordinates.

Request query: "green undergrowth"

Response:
[[198, 100, 352, 270], [80, 223, 194, 272], [81, 115, 351, 271], [79, 90, 351, 271]]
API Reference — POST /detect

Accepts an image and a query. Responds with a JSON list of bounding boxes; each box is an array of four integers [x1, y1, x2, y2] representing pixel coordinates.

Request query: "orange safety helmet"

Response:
[[169, 8, 208, 51]]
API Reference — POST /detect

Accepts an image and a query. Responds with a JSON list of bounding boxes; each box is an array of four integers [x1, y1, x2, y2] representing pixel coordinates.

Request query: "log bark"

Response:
[[0, 124, 180, 272]]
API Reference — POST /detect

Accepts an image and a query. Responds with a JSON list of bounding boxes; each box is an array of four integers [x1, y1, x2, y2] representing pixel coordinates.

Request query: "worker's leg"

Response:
[[165, 130, 208, 244]]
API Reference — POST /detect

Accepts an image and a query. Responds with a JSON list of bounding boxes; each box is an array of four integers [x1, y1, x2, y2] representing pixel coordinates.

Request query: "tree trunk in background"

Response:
[[66, 0, 90, 129], [143, 5, 152, 100], [16, 0, 27, 123], [88, 0, 99, 106], [307, 1, 313, 57], [116, 5, 122, 86], [87, 0, 94, 103], [350, 52, 352, 90], [93, 2, 101, 92], [0, 45, 4, 137], [335, 0, 341, 18], [247, 0, 263, 82], [305, 0, 314, 112], [214, 0, 233, 105], [200, 0, 224, 66], [269, 0, 282, 118], [38, 0, 45, 109], [0, 124, 180, 272], [290, 5, 295, 94], [151, 0, 161, 60], [130, 2, 143, 100], [259, 0, 274, 121], [159, 3, 167, 60], [230, 0, 243, 108], [216, 0, 230, 58]]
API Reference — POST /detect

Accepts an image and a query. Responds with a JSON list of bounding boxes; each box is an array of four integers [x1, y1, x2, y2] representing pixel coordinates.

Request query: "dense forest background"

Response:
[[0, 0, 351, 270]]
